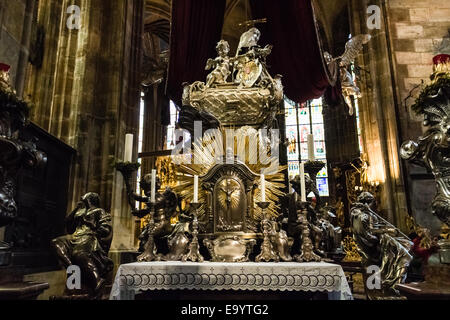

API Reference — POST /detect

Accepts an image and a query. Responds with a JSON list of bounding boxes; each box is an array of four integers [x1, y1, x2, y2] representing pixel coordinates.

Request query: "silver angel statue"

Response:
[[351, 192, 412, 298], [205, 40, 233, 87], [401, 86, 450, 226], [129, 173, 181, 261], [324, 34, 371, 115]]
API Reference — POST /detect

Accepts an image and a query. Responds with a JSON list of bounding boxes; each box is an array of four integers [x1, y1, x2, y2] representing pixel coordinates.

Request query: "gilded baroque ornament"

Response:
[[121, 28, 346, 266], [342, 236, 361, 262], [171, 28, 290, 262], [182, 28, 283, 128]]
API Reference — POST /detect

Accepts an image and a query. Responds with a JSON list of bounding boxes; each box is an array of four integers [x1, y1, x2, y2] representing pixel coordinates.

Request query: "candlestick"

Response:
[[124, 134, 133, 163], [294, 202, 321, 263], [300, 163, 306, 202], [255, 202, 280, 262], [137, 203, 161, 262], [307, 134, 315, 162], [182, 202, 204, 262], [151, 169, 156, 203], [193, 175, 199, 203], [261, 174, 266, 202]]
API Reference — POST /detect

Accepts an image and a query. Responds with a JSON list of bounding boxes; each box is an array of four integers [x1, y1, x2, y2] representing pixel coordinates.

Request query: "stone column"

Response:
[[0, 0, 36, 97], [24, 0, 145, 251], [349, 0, 409, 231]]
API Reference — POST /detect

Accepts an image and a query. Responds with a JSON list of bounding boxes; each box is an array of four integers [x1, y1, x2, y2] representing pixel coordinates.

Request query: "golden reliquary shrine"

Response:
[[0, 0, 449, 308]]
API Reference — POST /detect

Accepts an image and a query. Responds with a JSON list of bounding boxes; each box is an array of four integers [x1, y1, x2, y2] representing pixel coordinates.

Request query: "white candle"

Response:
[[151, 169, 156, 203], [124, 134, 134, 162], [193, 175, 199, 203], [261, 174, 266, 202], [300, 163, 306, 202], [307, 134, 315, 162]]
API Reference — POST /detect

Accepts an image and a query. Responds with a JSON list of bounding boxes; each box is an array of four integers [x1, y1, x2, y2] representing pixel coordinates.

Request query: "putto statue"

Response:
[[52, 193, 113, 298], [233, 27, 273, 88], [351, 192, 412, 298], [205, 40, 233, 88], [128, 173, 180, 262]]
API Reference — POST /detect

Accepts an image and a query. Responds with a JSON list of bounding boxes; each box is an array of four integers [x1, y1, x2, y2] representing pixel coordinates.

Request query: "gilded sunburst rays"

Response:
[[172, 127, 286, 223]]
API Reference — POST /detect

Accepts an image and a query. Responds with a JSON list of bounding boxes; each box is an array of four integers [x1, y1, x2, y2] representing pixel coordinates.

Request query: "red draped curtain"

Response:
[[167, 0, 334, 106], [166, 0, 226, 106], [251, 0, 332, 104]]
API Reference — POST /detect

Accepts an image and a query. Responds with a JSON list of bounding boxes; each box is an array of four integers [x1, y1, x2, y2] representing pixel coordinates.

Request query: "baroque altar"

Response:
[[113, 28, 352, 300]]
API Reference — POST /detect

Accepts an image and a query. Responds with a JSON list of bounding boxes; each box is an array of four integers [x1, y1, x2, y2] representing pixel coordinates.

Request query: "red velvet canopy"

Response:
[[251, 0, 331, 103], [166, 0, 226, 107], [166, 0, 332, 106]]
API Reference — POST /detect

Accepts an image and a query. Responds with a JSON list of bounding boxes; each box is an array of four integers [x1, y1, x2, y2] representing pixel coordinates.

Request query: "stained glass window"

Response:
[[285, 97, 329, 197]]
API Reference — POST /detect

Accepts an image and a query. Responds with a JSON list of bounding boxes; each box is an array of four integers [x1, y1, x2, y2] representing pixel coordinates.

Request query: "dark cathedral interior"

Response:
[[0, 0, 449, 309]]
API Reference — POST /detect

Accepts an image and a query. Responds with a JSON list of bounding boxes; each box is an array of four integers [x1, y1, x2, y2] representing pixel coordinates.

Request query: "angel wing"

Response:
[[205, 58, 216, 71], [339, 34, 371, 66], [236, 27, 261, 56]]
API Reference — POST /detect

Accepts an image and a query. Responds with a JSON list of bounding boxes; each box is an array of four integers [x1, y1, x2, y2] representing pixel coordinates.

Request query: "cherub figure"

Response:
[[129, 173, 178, 260], [205, 40, 233, 87]]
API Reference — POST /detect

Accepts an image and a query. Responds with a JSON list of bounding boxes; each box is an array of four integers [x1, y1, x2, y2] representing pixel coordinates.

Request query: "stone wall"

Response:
[[0, 0, 36, 97], [388, 0, 450, 139], [349, 0, 409, 230], [387, 0, 450, 233], [24, 0, 144, 250]]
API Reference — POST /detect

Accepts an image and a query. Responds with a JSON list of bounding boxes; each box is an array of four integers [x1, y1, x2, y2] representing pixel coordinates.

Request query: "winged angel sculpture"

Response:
[[324, 34, 372, 115]]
